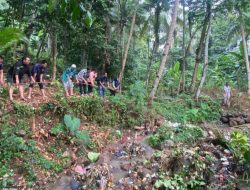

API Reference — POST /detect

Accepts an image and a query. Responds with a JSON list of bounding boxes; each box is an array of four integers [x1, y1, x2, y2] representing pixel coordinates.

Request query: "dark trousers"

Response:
[[110, 90, 116, 96], [88, 82, 93, 94], [29, 77, 43, 89], [79, 83, 87, 95]]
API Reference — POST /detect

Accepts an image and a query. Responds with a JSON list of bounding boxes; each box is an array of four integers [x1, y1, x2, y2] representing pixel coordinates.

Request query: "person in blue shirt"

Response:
[[61, 64, 77, 97], [28, 60, 48, 99], [109, 77, 120, 96], [0, 56, 4, 86], [97, 73, 108, 97]]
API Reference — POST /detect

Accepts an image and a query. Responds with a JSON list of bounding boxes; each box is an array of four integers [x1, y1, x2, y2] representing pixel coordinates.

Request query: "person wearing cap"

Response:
[[61, 64, 77, 97]]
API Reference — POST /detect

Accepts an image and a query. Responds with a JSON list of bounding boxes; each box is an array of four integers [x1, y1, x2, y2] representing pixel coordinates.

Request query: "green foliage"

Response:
[[0, 27, 27, 52], [154, 94, 221, 123], [155, 174, 206, 190], [163, 61, 181, 93], [53, 93, 149, 128], [13, 102, 35, 117], [148, 125, 204, 148], [228, 131, 250, 166], [87, 152, 100, 163], [127, 81, 147, 106], [50, 123, 66, 135], [76, 130, 90, 145], [64, 114, 81, 135], [84, 11, 93, 28], [63, 114, 90, 145]]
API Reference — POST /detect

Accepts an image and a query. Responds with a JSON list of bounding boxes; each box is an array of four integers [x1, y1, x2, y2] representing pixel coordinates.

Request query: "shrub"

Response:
[[13, 102, 35, 117], [153, 94, 221, 123], [148, 125, 204, 148]]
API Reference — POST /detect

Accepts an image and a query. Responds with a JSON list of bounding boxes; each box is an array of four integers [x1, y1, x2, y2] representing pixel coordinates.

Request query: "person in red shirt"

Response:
[[87, 69, 97, 95]]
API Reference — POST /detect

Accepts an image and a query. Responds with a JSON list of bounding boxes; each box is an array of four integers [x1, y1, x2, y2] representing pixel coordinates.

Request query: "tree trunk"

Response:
[[148, 0, 179, 106], [119, 9, 137, 88], [145, 3, 161, 87], [49, 31, 57, 81], [195, 16, 212, 101], [240, 24, 250, 94], [190, 2, 211, 92], [179, 0, 186, 93], [103, 16, 112, 73], [36, 34, 46, 61]]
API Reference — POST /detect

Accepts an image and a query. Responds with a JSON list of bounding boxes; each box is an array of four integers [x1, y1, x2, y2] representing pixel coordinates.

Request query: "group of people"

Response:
[[0, 56, 120, 101], [61, 64, 120, 97], [0, 56, 48, 101]]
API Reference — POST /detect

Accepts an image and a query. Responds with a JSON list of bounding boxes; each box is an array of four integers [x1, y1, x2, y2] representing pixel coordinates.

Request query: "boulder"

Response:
[[229, 119, 237, 127], [237, 119, 245, 125], [220, 116, 229, 123], [244, 117, 250, 123]]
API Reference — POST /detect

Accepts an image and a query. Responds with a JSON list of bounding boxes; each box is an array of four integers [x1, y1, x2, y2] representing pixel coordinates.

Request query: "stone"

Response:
[[161, 140, 174, 149], [17, 129, 26, 137], [62, 150, 70, 157], [224, 149, 230, 155], [244, 117, 250, 123], [70, 179, 82, 190], [220, 116, 229, 123], [120, 163, 131, 171], [229, 120, 237, 127], [236, 118, 245, 125]]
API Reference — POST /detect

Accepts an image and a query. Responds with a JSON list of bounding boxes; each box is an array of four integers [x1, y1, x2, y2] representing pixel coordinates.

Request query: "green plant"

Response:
[[228, 131, 250, 166], [13, 102, 35, 117], [50, 123, 66, 135], [155, 174, 206, 190], [148, 125, 203, 148], [88, 152, 100, 163], [64, 114, 90, 145]]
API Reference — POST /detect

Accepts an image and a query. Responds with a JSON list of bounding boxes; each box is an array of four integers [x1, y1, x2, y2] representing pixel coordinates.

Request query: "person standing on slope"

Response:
[[7, 56, 35, 101], [76, 67, 90, 96], [28, 60, 48, 100], [61, 64, 77, 97], [223, 82, 231, 107], [0, 56, 4, 86]]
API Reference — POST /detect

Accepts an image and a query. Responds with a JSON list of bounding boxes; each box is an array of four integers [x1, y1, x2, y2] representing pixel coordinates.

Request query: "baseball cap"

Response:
[[71, 64, 76, 68]]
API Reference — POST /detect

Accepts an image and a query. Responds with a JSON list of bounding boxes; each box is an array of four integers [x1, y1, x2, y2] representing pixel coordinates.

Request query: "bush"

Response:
[[153, 94, 221, 123], [51, 92, 150, 128], [13, 102, 35, 117], [148, 125, 204, 148]]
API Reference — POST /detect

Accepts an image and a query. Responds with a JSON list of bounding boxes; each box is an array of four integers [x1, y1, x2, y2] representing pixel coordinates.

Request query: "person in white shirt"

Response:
[[223, 82, 231, 107]]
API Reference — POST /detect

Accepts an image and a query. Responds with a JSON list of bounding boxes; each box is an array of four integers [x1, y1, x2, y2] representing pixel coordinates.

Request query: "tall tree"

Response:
[[49, 30, 57, 81], [179, 0, 186, 92], [145, 2, 161, 87], [195, 14, 212, 100], [240, 23, 250, 94], [190, 0, 211, 92], [119, 2, 137, 88], [148, 0, 179, 106]]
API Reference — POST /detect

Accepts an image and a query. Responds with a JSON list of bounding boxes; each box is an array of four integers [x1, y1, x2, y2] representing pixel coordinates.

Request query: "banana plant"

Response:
[[0, 27, 28, 52]]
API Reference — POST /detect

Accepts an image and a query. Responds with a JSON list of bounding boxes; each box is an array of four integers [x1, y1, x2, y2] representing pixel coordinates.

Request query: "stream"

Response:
[[46, 133, 154, 190]]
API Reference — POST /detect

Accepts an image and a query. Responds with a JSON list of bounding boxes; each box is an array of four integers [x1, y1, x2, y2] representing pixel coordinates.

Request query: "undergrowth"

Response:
[[148, 124, 204, 149], [154, 94, 221, 123]]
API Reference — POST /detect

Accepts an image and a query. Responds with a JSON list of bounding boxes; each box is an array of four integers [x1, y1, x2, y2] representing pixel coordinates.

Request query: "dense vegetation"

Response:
[[1, 0, 250, 189]]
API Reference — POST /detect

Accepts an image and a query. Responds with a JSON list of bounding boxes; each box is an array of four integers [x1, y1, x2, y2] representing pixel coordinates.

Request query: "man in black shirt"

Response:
[[7, 56, 35, 101]]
